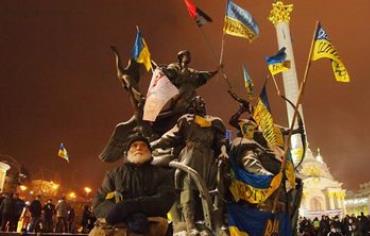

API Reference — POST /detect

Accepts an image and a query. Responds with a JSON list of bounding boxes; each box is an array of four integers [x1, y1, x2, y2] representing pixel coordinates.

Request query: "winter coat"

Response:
[[0, 197, 15, 216], [55, 200, 68, 218], [29, 200, 42, 217], [93, 162, 175, 220]]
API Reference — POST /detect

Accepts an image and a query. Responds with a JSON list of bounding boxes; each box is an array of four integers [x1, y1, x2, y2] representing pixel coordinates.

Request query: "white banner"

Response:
[[143, 68, 179, 121]]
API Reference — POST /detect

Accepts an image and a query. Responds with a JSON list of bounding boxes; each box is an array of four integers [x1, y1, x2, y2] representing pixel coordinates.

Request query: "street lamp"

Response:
[[84, 187, 92, 201], [68, 192, 76, 200], [19, 185, 28, 191], [84, 187, 92, 195]]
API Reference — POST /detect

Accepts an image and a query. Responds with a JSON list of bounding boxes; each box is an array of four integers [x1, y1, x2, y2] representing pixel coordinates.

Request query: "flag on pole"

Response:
[[242, 65, 254, 99], [266, 47, 291, 76], [311, 23, 350, 82], [223, 0, 259, 41], [183, 0, 212, 27], [253, 86, 284, 148], [132, 28, 152, 71], [58, 143, 69, 162]]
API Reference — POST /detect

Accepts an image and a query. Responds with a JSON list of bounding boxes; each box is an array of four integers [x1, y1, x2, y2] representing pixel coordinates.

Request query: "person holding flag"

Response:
[[157, 50, 221, 116]]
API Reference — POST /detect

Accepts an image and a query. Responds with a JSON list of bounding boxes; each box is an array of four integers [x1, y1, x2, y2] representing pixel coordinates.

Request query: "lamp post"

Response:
[[84, 187, 92, 201]]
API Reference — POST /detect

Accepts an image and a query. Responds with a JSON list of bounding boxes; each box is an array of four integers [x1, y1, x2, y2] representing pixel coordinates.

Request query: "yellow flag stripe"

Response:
[[229, 172, 283, 204], [223, 16, 257, 41], [137, 39, 152, 71], [253, 101, 284, 147], [312, 39, 350, 82]]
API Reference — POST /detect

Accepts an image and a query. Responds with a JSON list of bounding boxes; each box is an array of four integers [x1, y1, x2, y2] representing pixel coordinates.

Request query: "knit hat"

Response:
[[126, 133, 151, 151]]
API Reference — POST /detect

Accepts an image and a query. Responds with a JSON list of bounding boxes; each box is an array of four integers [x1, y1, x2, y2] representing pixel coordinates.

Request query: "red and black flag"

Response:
[[183, 0, 212, 27]]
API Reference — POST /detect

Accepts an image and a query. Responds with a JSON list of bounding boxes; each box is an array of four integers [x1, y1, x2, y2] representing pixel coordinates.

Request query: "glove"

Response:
[[105, 191, 124, 203], [106, 200, 140, 225]]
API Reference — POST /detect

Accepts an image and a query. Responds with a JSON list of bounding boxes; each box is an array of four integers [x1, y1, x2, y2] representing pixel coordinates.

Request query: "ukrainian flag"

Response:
[[253, 86, 284, 148], [266, 47, 291, 76], [132, 29, 152, 71], [227, 202, 292, 236], [58, 143, 69, 162], [311, 23, 350, 82], [223, 0, 259, 41]]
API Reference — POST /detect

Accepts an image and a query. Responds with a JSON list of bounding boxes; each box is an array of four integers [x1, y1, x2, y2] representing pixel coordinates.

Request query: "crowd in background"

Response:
[[298, 213, 370, 236], [0, 192, 96, 234]]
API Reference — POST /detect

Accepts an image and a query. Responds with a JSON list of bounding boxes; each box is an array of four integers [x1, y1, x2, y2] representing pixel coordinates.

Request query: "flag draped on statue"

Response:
[[228, 149, 282, 204], [223, 0, 259, 41], [58, 143, 69, 162], [143, 68, 179, 121], [183, 0, 212, 27], [132, 29, 152, 71], [266, 47, 291, 76], [253, 86, 284, 148], [311, 23, 350, 82], [227, 203, 292, 236], [242, 65, 254, 99]]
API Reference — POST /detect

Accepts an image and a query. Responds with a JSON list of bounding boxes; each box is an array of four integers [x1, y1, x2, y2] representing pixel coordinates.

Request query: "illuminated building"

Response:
[[0, 162, 10, 192], [344, 182, 370, 216], [299, 148, 346, 218]]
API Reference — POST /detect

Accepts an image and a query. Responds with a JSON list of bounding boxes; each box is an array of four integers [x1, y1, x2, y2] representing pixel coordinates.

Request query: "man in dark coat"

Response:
[[29, 195, 42, 232], [13, 193, 25, 232], [43, 199, 55, 233], [0, 193, 15, 231], [93, 134, 175, 235]]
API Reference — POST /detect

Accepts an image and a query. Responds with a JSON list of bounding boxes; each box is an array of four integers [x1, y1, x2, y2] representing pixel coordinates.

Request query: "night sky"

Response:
[[1, 0, 369, 193]]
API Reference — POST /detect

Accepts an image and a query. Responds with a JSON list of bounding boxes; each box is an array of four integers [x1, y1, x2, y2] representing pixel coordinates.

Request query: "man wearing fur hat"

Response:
[[92, 133, 175, 236]]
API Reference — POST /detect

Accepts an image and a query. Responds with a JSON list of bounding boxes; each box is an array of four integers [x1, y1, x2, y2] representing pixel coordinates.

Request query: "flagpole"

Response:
[[271, 21, 320, 213], [197, 27, 232, 91], [219, 32, 226, 66], [270, 74, 282, 97]]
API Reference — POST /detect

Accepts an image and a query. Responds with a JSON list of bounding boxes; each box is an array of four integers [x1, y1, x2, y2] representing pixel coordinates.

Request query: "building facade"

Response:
[[344, 182, 370, 216], [299, 148, 346, 218], [0, 161, 11, 192]]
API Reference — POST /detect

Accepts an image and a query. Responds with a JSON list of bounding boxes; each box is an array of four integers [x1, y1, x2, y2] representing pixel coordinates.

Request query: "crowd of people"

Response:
[[298, 213, 370, 236], [0, 192, 96, 234]]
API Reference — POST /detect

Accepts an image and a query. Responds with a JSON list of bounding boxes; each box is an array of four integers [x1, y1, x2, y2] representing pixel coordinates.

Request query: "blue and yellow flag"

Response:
[[242, 65, 254, 99], [58, 143, 69, 162], [266, 47, 291, 76], [311, 23, 350, 82], [223, 0, 259, 41], [227, 202, 292, 236], [132, 29, 152, 71], [229, 150, 282, 204], [252, 86, 284, 148]]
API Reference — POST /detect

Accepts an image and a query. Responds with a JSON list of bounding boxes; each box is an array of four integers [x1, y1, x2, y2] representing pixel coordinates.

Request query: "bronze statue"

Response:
[[100, 49, 221, 163], [152, 96, 227, 236]]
